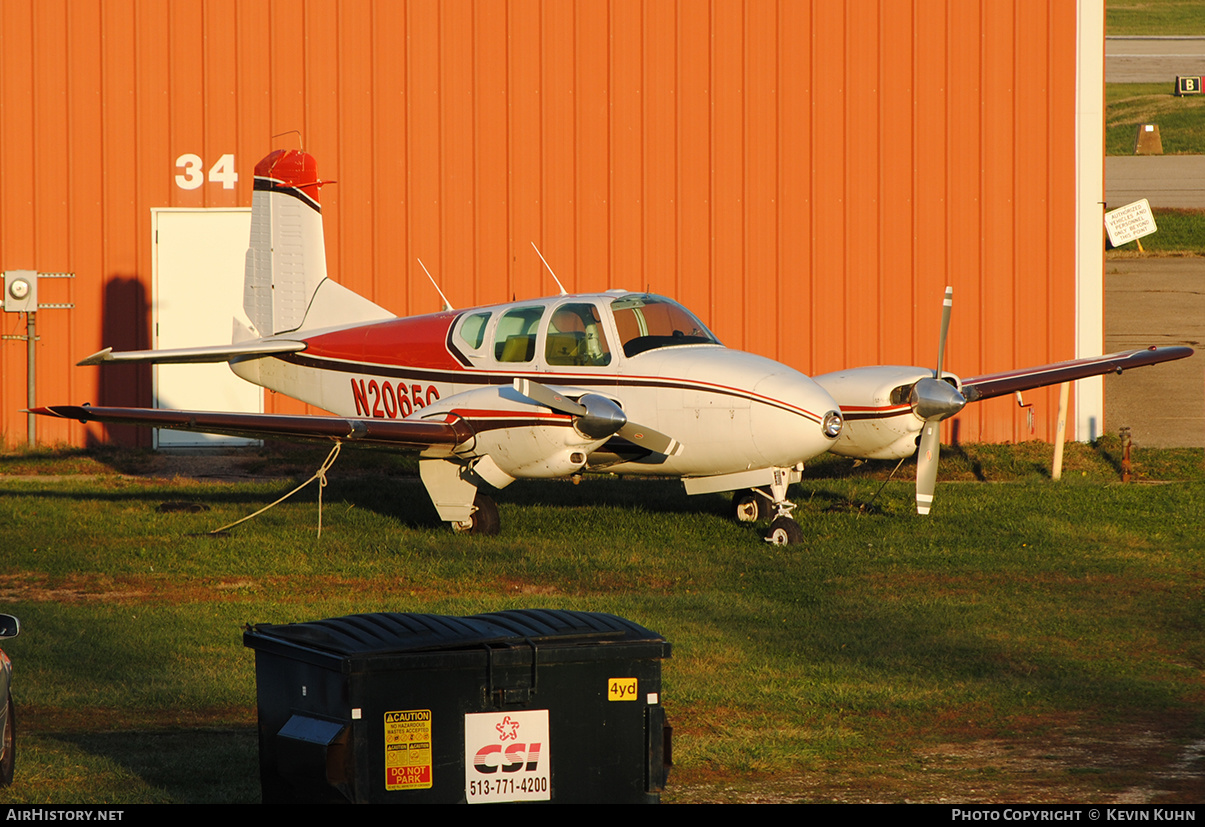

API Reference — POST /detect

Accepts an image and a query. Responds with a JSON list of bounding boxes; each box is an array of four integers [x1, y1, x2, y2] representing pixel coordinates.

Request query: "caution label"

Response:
[[384, 709, 433, 790]]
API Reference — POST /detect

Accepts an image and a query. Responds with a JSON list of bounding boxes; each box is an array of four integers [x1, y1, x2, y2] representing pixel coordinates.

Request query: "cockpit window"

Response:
[[610, 295, 720, 357], [545, 303, 612, 366], [494, 306, 544, 363]]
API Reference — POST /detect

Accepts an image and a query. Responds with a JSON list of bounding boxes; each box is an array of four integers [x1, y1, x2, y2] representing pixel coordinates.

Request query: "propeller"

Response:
[[513, 378, 683, 457], [910, 286, 967, 515]]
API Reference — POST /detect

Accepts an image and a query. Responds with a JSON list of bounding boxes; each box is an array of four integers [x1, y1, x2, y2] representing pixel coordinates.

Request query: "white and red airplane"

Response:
[[34, 149, 1192, 543]]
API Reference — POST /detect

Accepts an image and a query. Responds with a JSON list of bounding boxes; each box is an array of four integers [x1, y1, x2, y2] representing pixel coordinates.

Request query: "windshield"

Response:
[[610, 295, 720, 357]]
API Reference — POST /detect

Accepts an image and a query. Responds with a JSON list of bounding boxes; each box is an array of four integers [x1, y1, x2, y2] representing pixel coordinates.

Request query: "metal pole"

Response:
[[1051, 382, 1069, 480], [26, 310, 36, 446]]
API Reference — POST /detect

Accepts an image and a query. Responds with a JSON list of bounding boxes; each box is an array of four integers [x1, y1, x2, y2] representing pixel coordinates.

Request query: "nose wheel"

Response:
[[762, 471, 803, 545], [765, 515, 804, 545]]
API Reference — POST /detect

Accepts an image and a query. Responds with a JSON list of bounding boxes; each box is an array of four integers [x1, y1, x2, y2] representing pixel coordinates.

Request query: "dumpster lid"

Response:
[[245, 609, 664, 656]]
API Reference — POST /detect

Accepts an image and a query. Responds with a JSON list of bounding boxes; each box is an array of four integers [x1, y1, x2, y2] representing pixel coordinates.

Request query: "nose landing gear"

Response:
[[729, 471, 805, 545]]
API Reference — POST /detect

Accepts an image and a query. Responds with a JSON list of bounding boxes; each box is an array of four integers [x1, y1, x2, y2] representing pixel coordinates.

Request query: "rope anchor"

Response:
[[210, 443, 343, 538]]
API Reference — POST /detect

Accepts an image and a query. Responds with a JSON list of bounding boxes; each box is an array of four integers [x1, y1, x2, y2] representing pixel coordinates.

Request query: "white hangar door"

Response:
[[152, 208, 261, 447]]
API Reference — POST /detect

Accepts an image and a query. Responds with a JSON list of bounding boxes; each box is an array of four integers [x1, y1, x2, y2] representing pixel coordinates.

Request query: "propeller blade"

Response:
[[512, 377, 587, 416], [936, 285, 953, 378], [912, 285, 963, 516], [617, 422, 684, 457], [513, 378, 683, 455], [916, 421, 941, 515]]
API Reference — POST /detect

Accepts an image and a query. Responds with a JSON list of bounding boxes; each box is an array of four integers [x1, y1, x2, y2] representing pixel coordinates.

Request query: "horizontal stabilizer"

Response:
[[30, 405, 473, 452], [77, 340, 306, 367], [962, 346, 1194, 402]]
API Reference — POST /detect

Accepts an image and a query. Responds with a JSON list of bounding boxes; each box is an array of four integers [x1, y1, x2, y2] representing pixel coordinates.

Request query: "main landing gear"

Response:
[[731, 488, 773, 523], [420, 459, 504, 537], [451, 492, 501, 536]]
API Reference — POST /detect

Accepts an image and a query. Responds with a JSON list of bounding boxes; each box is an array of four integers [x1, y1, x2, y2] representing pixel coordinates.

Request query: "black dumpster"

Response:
[[243, 609, 672, 804]]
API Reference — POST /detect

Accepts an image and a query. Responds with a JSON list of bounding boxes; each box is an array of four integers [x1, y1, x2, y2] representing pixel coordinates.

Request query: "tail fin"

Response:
[[244, 150, 392, 337]]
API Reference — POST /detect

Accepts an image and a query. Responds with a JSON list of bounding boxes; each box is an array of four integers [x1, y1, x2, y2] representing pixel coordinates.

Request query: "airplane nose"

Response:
[[752, 370, 843, 466]]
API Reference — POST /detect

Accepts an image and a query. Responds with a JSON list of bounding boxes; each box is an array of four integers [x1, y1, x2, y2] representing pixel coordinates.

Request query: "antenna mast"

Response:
[[417, 258, 454, 311], [531, 242, 568, 296]]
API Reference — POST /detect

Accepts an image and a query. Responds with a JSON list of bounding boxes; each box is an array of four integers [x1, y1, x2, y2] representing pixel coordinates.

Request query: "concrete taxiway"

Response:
[[1105, 257, 1204, 448]]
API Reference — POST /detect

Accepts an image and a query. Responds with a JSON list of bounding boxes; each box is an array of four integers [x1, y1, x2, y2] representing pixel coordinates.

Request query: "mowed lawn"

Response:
[[0, 444, 1201, 804]]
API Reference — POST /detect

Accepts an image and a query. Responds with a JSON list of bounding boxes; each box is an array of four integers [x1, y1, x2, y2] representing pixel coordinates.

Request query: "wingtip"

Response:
[[77, 348, 113, 366], [26, 406, 65, 419]]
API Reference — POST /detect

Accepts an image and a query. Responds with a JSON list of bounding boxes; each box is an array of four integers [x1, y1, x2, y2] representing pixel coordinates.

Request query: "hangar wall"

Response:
[[0, 0, 1092, 449]]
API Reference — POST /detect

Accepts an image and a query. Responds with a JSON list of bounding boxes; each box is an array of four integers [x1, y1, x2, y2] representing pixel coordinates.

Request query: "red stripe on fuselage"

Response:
[[840, 404, 912, 421], [448, 408, 570, 421], [303, 312, 464, 370]]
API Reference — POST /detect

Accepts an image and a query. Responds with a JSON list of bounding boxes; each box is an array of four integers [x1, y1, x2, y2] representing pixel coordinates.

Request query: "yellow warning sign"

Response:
[[385, 709, 433, 790], [608, 677, 638, 701]]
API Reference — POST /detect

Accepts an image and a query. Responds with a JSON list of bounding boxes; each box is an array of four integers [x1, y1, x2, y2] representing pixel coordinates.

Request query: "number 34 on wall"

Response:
[[175, 154, 238, 190]]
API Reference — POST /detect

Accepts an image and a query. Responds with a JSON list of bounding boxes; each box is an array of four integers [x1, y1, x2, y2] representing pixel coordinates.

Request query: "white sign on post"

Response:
[[1104, 198, 1158, 247]]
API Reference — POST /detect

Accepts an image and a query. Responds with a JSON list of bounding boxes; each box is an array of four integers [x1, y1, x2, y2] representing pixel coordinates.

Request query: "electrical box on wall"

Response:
[[3, 271, 37, 313]]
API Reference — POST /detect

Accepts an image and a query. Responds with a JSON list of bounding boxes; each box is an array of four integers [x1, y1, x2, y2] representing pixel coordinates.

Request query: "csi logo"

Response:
[[473, 743, 543, 774]]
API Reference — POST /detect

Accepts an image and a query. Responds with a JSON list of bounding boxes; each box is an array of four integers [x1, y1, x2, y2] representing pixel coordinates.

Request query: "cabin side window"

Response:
[[545, 303, 612, 367], [494, 306, 544, 363], [457, 312, 491, 351]]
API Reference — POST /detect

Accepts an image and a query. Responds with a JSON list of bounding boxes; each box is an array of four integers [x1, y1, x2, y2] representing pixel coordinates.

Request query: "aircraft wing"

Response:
[[30, 405, 473, 453], [961, 346, 1193, 402]]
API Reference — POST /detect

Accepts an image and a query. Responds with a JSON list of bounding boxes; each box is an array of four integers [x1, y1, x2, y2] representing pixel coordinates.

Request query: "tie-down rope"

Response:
[[210, 442, 342, 538]]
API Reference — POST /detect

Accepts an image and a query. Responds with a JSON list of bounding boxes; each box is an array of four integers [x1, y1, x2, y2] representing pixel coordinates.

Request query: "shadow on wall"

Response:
[[90, 275, 151, 448]]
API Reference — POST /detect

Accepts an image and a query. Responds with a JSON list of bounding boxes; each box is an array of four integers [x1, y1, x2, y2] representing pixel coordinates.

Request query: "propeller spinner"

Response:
[[910, 286, 967, 515], [513, 378, 684, 457]]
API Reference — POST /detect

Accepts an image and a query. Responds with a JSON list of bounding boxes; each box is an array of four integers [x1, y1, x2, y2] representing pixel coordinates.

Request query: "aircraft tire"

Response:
[[765, 515, 804, 546], [453, 493, 500, 536], [731, 488, 772, 523]]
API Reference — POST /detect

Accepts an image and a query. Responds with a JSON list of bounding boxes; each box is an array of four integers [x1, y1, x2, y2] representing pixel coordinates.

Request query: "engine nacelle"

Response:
[[418, 385, 606, 479], [813, 365, 960, 460]]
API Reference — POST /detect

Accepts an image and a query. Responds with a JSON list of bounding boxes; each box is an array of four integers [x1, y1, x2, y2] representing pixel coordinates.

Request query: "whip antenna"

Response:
[[531, 242, 568, 296], [417, 258, 454, 311]]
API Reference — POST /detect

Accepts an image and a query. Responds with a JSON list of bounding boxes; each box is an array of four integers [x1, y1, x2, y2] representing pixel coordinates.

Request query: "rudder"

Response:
[[243, 149, 390, 337]]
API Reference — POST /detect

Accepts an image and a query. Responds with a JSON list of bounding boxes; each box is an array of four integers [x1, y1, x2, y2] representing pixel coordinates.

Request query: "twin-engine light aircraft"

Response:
[[34, 149, 1192, 544]]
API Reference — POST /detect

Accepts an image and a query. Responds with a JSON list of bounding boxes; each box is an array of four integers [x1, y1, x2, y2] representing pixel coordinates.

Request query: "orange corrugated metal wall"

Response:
[[0, 0, 1080, 449]]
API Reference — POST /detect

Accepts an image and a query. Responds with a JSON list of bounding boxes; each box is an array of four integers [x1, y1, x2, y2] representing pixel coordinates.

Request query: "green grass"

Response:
[[1106, 83, 1205, 156], [1107, 0, 1205, 36], [0, 445, 1203, 803]]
